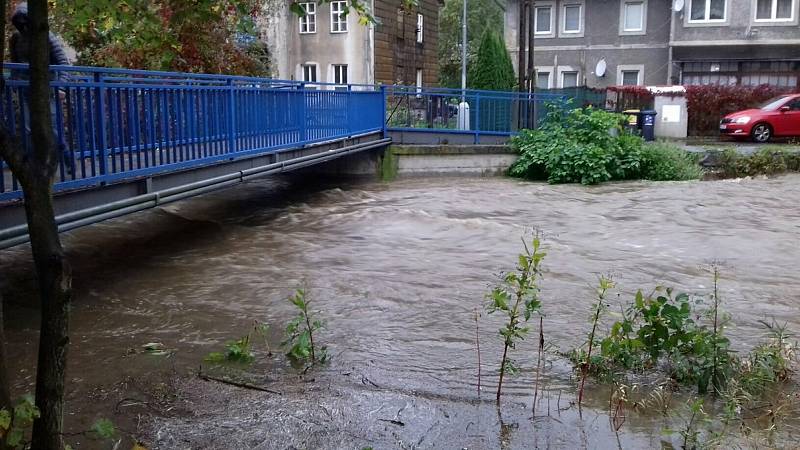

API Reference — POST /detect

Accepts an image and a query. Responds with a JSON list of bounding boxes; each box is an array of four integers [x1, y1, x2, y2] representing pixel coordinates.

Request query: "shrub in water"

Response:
[[509, 104, 701, 184]]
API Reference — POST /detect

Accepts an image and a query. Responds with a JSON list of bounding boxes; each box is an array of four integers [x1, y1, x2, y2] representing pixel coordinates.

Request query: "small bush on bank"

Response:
[[715, 147, 800, 178], [640, 142, 703, 181], [508, 104, 701, 184]]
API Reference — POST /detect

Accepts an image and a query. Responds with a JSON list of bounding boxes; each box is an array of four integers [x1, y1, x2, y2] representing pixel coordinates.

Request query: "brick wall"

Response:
[[374, 0, 441, 87]]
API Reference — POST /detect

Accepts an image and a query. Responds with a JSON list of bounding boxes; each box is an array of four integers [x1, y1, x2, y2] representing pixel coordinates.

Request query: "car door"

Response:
[[773, 98, 800, 136], [784, 98, 800, 136]]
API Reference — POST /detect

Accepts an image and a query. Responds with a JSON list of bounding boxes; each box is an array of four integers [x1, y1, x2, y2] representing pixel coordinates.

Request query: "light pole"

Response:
[[460, 0, 467, 102], [457, 0, 470, 130]]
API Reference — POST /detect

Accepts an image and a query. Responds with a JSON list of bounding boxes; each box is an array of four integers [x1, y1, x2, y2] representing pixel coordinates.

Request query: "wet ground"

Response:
[[2, 174, 800, 449]]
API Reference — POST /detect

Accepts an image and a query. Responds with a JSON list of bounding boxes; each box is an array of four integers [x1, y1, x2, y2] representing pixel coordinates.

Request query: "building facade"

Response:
[[505, 0, 800, 88], [262, 0, 440, 87]]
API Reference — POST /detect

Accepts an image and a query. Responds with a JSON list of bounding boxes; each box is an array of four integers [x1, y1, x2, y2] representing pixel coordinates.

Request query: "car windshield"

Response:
[[759, 96, 791, 111]]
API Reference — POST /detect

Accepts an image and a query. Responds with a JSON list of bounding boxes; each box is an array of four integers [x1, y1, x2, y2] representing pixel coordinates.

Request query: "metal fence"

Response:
[[0, 64, 384, 201], [384, 86, 568, 143], [2, 64, 583, 202]]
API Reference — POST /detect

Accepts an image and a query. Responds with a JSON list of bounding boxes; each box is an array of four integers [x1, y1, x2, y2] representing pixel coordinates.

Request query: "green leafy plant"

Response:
[[0, 395, 41, 450], [486, 235, 545, 402], [716, 147, 800, 178], [639, 142, 703, 181], [509, 104, 701, 184], [90, 418, 116, 440], [577, 275, 614, 406], [283, 289, 328, 366], [205, 334, 255, 364]]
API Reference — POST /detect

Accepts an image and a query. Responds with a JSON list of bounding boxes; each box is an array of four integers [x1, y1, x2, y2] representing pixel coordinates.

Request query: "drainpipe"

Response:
[[527, 0, 535, 93], [667, 7, 676, 85], [518, 0, 527, 91]]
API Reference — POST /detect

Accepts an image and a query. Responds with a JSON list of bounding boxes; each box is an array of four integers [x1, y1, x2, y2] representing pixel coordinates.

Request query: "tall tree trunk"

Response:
[[0, 0, 72, 448], [0, 0, 13, 418], [0, 292, 11, 411]]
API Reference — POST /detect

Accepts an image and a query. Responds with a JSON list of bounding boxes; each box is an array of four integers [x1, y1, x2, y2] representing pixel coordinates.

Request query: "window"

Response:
[[333, 65, 346, 85], [622, 1, 646, 32], [299, 2, 316, 33], [333, 64, 348, 85], [622, 70, 641, 85], [755, 0, 795, 21], [689, 0, 726, 22], [303, 64, 317, 83], [561, 71, 579, 88], [563, 4, 582, 33], [416, 13, 424, 43], [786, 98, 800, 110], [534, 6, 553, 34], [416, 68, 423, 94], [331, 1, 348, 33], [536, 72, 551, 89]]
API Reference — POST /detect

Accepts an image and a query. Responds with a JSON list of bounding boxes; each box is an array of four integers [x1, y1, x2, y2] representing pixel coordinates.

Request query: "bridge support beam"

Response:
[[0, 133, 389, 249]]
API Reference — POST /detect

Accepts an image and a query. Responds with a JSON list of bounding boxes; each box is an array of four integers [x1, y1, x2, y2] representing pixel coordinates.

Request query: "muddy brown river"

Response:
[[2, 174, 800, 449]]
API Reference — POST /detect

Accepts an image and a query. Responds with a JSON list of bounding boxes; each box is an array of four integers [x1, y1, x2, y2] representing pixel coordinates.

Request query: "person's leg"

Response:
[[50, 95, 72, 176]]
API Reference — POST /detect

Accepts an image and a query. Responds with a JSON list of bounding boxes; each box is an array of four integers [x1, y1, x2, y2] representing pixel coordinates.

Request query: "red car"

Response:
[[720, 94, 800, 143]]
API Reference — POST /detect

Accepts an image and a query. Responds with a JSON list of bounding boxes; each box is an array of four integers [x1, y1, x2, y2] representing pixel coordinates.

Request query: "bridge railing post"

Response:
[[298, 82, 307, 143], [381, 85, 387, 139], [226, 78, 236, 154], [94, 72, 108, 177], [347, 84, 353, 137], [474, 92, 481, 144]]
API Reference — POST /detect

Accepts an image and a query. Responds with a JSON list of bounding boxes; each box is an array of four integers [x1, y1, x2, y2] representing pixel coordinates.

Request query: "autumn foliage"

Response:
[[685, 84, 798, 136], [48, 0, 270, 75]]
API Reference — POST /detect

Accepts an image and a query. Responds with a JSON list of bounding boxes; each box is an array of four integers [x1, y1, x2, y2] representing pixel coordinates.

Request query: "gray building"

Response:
[[260, 0, 442, 87], [505, 0, 800, 88]]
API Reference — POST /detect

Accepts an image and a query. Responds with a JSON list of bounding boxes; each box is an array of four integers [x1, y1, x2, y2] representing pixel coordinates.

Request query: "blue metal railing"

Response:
[[1, 64, 573, 202], [384, 86, 568, 143], [1, 64, 384, 202]]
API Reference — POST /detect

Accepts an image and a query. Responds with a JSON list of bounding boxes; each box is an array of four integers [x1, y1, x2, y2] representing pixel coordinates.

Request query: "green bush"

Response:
[[640, 142, 703, 181], [717, 147, 800, 178], [509, 104, 702, 184]]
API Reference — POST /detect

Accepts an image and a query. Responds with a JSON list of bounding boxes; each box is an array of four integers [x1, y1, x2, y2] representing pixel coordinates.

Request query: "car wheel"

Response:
[[751, 123, 772, 143]]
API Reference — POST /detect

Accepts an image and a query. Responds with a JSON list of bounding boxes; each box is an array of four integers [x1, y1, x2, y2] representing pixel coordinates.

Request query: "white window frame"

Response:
[[416, 13, 424, 43], [298, 2, 316, 34], [535, 66, 554, 89], [534, 4, 554, 35], [330, 1, 348, 33], [620, 0, 647, 35], [332, 64, 348, 85], [558, 66, 581, 88], [616, 64, 645, 86], [560, 2, 585, 37], [686, 0, 728, 24], [302, 63, 318, 83], [753, 0, 798, 23]]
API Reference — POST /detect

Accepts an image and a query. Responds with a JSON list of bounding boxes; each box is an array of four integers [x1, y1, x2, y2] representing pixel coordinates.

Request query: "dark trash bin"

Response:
[[640, 110, 657, 141]]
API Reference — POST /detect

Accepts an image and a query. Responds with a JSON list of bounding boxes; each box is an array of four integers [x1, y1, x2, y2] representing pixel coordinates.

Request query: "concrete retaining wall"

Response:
[[380, 145, 516, 180]]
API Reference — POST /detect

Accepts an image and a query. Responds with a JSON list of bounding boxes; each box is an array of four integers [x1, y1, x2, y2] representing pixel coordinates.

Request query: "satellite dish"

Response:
[[595, 59, 607, 77], [673, 0, 685, 12]]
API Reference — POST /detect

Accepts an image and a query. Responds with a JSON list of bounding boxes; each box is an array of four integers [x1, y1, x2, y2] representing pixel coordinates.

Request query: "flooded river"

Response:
[[2, 174, 800, 449]]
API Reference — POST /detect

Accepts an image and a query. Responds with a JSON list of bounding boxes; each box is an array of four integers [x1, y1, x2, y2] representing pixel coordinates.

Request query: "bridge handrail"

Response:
[[0, 64, 385, 202]]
